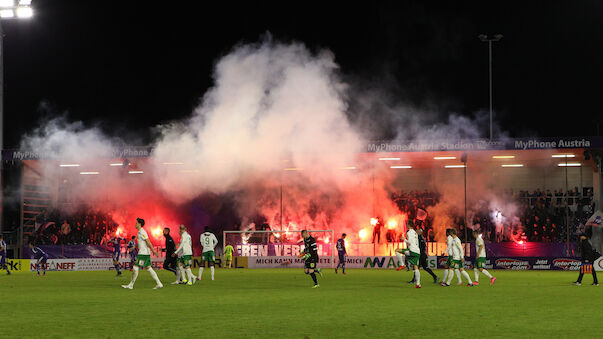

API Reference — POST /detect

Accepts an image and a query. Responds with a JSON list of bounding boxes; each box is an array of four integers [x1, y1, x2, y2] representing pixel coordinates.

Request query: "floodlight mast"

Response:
[[0, 0, 34, 256], [478, 34, 503, 140]]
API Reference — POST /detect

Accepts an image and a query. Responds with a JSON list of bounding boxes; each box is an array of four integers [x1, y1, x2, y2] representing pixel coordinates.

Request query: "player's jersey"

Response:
[[31, 246, 47, 259], [476, 235, 486, 258], [200, 232, 218, 253], [176, 231, 193, 256], [405, 229, 420, 253], [303, 236, 319, 260], [336, 238, 346, 254], [127, 240, 136, 252], [452, 237, 464, 260], [224, 245, 234, 256], [137, 228, 151, 255], [446, 235, 454, 256], [0, 240, 6, 256], [110, 237, 124, 254]]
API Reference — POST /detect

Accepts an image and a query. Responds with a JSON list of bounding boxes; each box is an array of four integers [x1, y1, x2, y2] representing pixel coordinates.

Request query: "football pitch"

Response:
[[1, 269, 601, 338]]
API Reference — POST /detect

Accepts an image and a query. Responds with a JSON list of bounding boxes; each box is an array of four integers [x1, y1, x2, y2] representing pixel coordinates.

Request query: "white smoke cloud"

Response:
[[151, 41, 364, 202]]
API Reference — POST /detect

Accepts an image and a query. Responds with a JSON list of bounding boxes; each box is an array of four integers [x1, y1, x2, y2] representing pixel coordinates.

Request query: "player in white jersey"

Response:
[[444, 229, 473, 286], [403, 221, 422, 289], [172, 225, 194, 285], [121, 218, 163, 290], [472, 229, 496, 286], [441, 228, 462, 286], [197, 226, 218, 281]]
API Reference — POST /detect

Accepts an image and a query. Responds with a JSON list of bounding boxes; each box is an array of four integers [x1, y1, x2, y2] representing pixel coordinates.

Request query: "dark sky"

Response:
[[2, 0, 602, 148]]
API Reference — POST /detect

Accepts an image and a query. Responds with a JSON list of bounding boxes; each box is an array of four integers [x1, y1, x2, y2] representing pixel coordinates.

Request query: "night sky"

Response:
[[2, 0, 602, 148]]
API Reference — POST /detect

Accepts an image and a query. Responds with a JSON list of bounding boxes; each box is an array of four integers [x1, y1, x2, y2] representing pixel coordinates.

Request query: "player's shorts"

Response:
[[224, 254, 232, 261], [39, 256, 48, 264], [135, 254, 152, 268], [475, 257, 486, 269], [446, 256, 453, 266], [338, 253, 346, 262], [451, 259, 464, 269], [178, 255, 193, 267], [201, 251, 215, 263], [0, 255, 5, 265], [406, 251, 420, 266], [304, 259, 318, 269], [112, 252, 120, 262]]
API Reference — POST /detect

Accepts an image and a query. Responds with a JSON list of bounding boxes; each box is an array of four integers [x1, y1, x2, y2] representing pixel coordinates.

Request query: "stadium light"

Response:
[[109, 163, 123, 166], [340, 166, 357, 170], [492, 155, 515, 159], [0, 0, 14, 7], [434, 156, 456, 160], [445, 164, 466, 168], [128, 170, 144, 174], [79, 171, 100, 175], [552, 154, 575, 158], [0, 9, 13, 18], [283, 167, 303, 171], [59, 164, 81, 167], [390, 165, 412, 169], [501, 164, 524, 168], [558, 163, 581, 167], [378, 157, 400, 161]]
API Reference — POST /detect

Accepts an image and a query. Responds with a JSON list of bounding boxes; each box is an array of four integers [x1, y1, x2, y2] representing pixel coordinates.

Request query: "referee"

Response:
[[162, 228, 177, 275], [409, 228, 438, 284], [574, 233, 599, 286]]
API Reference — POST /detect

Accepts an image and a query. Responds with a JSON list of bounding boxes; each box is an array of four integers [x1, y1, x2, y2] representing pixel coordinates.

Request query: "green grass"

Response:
[[1, 268, 601, 338]]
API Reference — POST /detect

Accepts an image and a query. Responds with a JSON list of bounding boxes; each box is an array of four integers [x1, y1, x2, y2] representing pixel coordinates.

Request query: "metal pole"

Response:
[[279, 184, 283, 230], [488, 40, 493, 140], [464, 162, 468, 243], [565, 155, 569, 255]]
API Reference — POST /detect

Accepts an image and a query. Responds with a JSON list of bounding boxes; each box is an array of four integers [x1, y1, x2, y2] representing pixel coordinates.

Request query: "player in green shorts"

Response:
[[224, 243, 234, 268], [443, 229, 473, 287], [174, 224, 194, 285], [198, 226, 218, 281], [121, 218, 163, 290], [403, 221, 422, 289], [472, 229, 496, 286]]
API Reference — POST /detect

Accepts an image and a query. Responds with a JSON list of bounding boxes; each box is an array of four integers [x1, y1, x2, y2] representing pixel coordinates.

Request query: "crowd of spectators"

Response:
[[386, 187, 595, 243], [32, 208, 119, 246]]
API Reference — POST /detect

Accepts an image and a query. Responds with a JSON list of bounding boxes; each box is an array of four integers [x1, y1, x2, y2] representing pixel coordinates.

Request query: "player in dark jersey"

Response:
[[335, 233, 347, 274], [29, 242, 48, 276], [109, 236, 126, 276], [299, 230, 321, 288], [126, 236, 137, 271], [0, 235, 10, 275]]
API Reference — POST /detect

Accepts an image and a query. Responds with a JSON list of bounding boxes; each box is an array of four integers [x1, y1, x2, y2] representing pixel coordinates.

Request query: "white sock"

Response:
[[148, 267, 162, 285], [455, 269, 462, 283], [474, 268, 479, 282], [210, 266, 215, 280], [461, 270, 472, 284], [442, 269, 448, 282], [446, 269, 454, 284], [414, 269, 420, 285], [482, 269, 493, 278], [198, 267, 204, 279], [186, 268, 194, 282], [129, 266, 139, 286], [395, 252, 404, 266]]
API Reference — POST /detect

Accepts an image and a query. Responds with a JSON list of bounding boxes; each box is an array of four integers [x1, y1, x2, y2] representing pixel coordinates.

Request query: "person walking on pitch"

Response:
[[335, 233, 347, 274], [121, 218, 163, 290], [472, 229, 496, 286]]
